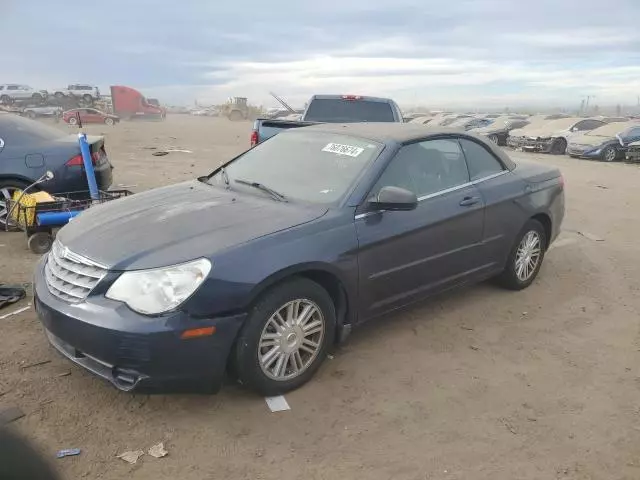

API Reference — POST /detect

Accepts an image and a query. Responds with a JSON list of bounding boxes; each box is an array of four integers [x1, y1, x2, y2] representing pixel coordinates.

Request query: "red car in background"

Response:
[[63, 108, 120, 126]]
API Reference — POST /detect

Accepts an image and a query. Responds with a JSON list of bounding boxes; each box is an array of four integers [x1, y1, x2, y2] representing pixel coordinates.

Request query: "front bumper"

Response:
[[34, 258, 245, 393], [566, 146, 602, 159], [521, 138, 553, 153]]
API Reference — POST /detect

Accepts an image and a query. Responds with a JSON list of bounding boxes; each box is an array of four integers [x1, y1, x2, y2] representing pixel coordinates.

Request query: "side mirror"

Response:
[[370, 186, 418, 211]]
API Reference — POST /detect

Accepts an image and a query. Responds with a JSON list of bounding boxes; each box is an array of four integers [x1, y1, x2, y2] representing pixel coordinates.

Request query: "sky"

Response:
[[2, 0, 640, 110]]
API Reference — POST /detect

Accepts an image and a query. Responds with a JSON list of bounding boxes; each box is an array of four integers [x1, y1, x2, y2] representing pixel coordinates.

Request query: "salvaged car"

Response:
[[506, 114, 571, 149], [34, 123, 564, 395], [470, 116, 531, 146], [567, 122, 640, 162], [518, 118, 606, 154]]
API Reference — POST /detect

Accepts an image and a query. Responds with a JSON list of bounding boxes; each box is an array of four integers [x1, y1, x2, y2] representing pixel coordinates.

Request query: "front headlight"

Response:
[[106, 258, 212, 315]]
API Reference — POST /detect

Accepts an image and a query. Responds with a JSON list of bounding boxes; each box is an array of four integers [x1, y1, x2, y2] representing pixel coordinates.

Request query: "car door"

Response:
[[83, 109, 102, 123], [458, 137, 523, 271], [355, 137, 486, 318]]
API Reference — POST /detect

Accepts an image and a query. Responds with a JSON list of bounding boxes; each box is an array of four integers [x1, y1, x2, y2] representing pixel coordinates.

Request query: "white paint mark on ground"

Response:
[[265, 395, 291, 412], [0, 304, 31, 320]]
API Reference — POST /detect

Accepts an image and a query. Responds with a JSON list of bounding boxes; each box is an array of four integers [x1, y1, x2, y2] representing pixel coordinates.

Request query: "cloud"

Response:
[[1, 0, 640, 108]]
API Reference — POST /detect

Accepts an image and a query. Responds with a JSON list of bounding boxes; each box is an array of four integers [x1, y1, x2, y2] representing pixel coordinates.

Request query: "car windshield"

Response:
[[206, 130, 383, 204], [304, 99, 395, 122]]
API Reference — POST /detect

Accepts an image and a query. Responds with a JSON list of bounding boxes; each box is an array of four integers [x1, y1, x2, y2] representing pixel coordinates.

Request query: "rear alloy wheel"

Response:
[[0, 180, 29, 230], [234, 278, 336, 395], [68, 116, 77, 125], [551, 138, 567, 155], [497, 219, 546, 290], [602, 146, 617, 162], [104, 117, 114, 126]]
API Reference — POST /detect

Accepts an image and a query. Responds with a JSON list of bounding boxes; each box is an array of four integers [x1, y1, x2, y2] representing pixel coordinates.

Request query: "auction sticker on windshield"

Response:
[[322, 143, 364, 157]]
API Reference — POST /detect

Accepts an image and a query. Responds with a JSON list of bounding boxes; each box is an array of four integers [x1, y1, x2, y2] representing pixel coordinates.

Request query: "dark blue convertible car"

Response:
[[34, 123, 564, 395]]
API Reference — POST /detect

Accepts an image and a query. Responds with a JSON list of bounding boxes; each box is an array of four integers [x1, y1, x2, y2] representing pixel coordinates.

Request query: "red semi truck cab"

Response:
[[109, 85, 166, 120]]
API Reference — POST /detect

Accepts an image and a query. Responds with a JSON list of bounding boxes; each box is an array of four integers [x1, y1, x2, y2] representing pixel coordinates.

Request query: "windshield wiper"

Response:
[[235, 179, 287, 202]]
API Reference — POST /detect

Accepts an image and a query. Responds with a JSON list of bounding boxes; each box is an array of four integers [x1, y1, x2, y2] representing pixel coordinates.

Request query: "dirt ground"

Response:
[[1, 115, 640, 480]]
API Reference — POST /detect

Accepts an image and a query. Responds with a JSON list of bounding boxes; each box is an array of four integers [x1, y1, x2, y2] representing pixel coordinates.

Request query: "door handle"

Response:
[[459, 196, 480, 207]]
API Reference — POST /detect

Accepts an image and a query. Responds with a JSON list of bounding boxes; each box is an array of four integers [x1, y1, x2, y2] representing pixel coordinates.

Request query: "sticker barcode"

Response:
[[322, 143, 364, 157]]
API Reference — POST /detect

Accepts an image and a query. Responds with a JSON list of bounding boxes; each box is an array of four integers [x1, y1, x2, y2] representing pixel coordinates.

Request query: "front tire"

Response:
[[104, 117, 114, 126], [234, 278, 336, 395], [602, 145, 617, 162], [551, 138, 567, 155], [497, 219, 546, 290]]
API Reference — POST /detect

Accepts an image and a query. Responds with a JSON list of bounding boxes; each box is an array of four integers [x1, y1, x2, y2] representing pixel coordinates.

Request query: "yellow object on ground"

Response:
[[9, 190, 55, 227]]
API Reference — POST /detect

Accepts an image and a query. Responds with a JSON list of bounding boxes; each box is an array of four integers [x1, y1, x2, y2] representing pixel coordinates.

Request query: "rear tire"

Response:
[[104, 117, 114, 126], [68, 116, 77, 125], [602, 145, 617, 162], [0, 95, 12, 105], [234, 278, 336, 395], [496, 219, 547, 290]]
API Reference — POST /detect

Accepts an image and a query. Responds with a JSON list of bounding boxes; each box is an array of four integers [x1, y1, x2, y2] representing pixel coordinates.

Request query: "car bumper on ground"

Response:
[[34, 258, 245, 393]]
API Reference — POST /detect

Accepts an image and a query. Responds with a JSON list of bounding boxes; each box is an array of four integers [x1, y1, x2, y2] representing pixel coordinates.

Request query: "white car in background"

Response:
[[52, 84, 100, 103], [0, 84, 48, 104]]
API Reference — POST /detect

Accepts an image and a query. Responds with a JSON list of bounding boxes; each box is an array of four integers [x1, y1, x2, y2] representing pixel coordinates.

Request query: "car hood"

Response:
[[56, 180, 328, 270], [568, 134, 615, 147], [519, 127, 569, 138], [472, 124, 506, 134]]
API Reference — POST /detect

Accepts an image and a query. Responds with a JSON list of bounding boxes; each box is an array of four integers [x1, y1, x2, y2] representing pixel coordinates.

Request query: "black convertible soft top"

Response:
[[300, 122, 517, 170]]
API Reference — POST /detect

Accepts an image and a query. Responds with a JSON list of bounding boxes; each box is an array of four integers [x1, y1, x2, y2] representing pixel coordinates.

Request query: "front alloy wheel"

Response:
[[234, 278, 336, 395], [258, 299, 325, 380]]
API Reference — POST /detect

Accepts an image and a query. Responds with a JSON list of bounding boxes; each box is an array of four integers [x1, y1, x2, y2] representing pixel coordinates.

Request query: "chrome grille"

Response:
[[44, 241, 107, 303]]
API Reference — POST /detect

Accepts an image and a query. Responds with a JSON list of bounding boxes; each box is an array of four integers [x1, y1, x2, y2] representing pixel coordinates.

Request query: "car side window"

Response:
[[578, 120, 604, 130], [371, 139, 470, 198], [7, 85, 17, 90], [459, 138, 505, 181]]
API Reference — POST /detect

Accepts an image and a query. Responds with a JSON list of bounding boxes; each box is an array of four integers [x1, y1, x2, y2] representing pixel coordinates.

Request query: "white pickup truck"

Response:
[[52, 84, 100, 102]]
